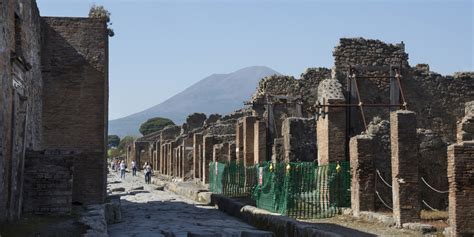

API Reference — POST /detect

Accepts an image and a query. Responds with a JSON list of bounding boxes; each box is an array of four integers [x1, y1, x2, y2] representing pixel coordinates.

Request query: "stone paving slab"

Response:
[[106, 170, 271, 237]]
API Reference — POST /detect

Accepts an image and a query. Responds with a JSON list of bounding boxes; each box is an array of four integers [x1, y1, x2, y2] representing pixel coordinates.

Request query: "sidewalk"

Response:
[[149, 175, 431, 237]]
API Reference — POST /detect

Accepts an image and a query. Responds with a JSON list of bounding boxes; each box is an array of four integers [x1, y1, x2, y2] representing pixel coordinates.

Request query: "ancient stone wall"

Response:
[[0, 0, 43, 221], [333, 38, 473, 142], [281, 117, 316, 162], [417, 129, 448, 210], [41, 17, 108, 205], [23, 150, 74, 215], [404, 67, 474, 142]]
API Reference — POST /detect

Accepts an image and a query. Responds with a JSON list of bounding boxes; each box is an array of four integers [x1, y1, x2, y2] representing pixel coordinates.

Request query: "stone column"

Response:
[[390, 110, 420, 226], [254, 120, 267, 164], [193, 133, 203, 180], [350, 135, 375, 217], [202, 135, 215, 184]]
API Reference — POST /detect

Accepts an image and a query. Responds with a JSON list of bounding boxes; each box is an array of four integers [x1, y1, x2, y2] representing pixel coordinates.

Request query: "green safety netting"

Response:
[[209, 161, 350, 219], [209, 161, 258, 197]]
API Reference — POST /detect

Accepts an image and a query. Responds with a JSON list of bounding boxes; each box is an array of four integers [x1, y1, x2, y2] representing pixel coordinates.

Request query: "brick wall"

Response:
[[41, 17, 108, 205], [317, 79, 346, 165], [390, 110, 420, 226], [23, 150, 74, 214], [0, 0, 43, 221], [349, 135, 375, 217], [447, 142, 474, 236]]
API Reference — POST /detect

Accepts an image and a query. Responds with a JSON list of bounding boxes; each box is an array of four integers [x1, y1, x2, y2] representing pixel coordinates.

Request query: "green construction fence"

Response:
[[209, 160, 350, 219]]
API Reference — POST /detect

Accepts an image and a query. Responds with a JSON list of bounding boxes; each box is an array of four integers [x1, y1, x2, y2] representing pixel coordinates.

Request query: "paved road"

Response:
[[107, 171, 268, 237]]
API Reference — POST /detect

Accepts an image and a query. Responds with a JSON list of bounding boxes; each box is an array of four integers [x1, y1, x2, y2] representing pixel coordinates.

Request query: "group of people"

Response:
[[110, 158, 153, 184]]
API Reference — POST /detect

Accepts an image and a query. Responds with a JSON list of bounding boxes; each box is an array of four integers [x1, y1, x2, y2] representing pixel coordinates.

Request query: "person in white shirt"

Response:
[[131, 160, 137, 176], [120, 160, 126, 179], [143, 162, 153, 184]]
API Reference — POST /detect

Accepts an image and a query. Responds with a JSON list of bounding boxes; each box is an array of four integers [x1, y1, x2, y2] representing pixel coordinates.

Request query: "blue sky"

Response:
[[37, 0, 473, 120]]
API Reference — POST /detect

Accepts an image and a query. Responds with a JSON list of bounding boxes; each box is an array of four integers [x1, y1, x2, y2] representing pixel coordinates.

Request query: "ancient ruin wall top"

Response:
[[333, 38, 409, 68], [317, 78, 345, 104]]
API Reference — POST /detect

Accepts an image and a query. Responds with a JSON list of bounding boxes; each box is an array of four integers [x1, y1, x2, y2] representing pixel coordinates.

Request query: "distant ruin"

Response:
[[0, 0, 108, 221]]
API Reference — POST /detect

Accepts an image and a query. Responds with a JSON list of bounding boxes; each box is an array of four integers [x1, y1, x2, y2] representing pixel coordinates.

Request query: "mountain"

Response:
[[109, 66, 279, 137]]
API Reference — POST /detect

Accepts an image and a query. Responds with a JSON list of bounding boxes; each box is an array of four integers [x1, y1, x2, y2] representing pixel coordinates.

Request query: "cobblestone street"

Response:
[[107, 171, 268, 237]]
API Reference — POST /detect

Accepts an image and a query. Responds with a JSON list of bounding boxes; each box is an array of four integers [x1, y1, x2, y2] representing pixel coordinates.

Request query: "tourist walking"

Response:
[[131, 160, 137, 176], [144, 162, 153, 184], [120, 160, 126, 179]]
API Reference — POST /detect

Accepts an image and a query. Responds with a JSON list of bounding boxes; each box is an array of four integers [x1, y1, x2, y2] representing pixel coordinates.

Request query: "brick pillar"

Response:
[[198, 144, 203, 180], [242, 116, 257, 166], [159, 144, 163, 174], [254, 121, 267, 164], [154, 141, 161, 171], [193, 133, 203, 180], [316, 98, 346, 165], [173, 146, 179, 177], [203, 135, 215, 184], [236, 121, 244, 163], [163, 143, 168, 175], [350, 135, 375, 217], [447, 143, 474, 236], [177, 146, 181, 177], [390, 110, 420, 226], [167, 143, 172, 176]]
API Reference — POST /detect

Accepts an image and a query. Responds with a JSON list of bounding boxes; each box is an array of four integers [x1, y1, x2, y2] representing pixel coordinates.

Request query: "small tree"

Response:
[[107, 135, 120, 147], [89, 4, 115, 37], [139, 117, 175, 136]]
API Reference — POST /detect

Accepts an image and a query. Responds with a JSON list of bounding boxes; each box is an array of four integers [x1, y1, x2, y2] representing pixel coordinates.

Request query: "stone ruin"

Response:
[[127, 38, 473, 235], [0, 0, 108, 221]]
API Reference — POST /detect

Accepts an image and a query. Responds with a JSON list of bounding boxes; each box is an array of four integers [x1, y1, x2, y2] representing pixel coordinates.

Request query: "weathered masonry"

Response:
[[127, 38, 472, 233], [0, 0, 108, 221]]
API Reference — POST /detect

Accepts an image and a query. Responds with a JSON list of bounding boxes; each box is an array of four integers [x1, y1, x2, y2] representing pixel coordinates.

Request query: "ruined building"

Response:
[[0, 0, 108, 221], [127, 38, 472, 235]]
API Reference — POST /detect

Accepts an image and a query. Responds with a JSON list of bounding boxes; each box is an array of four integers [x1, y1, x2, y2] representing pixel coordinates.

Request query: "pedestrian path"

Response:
[[107, 171, 269, 237]]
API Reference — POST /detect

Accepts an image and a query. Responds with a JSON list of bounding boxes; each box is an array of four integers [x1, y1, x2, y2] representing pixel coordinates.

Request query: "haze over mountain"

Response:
[[109, 66, 279, 137]]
